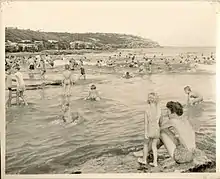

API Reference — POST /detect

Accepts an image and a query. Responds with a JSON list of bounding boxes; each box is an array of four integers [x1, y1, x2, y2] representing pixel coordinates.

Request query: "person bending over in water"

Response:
[[14, 66, 28, 106], [184, 86, 203, 106], [122, 71, 134, 79], [62, 64, 73, 97], [84, 84, 101, 101], [138, 92, 161, 167]]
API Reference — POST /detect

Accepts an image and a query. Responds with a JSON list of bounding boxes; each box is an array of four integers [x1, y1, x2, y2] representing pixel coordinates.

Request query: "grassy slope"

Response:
[[5, 28, 160, 48]]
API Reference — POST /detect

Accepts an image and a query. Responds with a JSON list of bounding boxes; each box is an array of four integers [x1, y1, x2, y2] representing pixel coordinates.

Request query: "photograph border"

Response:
[[1, 0, 219, 178]]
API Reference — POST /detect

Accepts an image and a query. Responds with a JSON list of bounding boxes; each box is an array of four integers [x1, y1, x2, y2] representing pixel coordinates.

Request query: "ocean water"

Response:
[[6, 47, 216, 174]]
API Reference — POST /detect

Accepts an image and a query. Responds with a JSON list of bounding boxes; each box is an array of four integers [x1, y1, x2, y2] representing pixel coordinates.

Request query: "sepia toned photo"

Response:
[[3, 1, 217, 175]]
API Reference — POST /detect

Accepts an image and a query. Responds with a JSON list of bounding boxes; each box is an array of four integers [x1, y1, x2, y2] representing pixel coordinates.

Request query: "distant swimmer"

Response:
[[184, 86, 203, 106], [84, 84, 101, 101], [147, 60, 152, 73], [62, 64, 73, 97], [138, 64, 145, 73], [80, 59, 84, 66], [14, 66, 28, 106], [122, 71, 134, 79], [96, 60, 101, 68], [132, 55, 135, 61]]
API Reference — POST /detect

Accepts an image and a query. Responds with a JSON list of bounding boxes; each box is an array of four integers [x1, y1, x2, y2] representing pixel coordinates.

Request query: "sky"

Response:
[[2, 1, 217, 47]]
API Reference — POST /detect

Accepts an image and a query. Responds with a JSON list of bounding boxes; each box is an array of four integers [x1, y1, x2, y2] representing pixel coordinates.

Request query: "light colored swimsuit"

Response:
[[145, 105, 161, 139]]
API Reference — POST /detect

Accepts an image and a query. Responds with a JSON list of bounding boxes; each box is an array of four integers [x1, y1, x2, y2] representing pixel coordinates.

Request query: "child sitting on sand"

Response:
[[138, 92, 161, 167], [84, 84, 101, 101], [184, 86, 203, 106]]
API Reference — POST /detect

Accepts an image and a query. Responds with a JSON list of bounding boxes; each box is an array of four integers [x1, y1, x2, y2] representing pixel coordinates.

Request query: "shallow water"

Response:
[[6, 47, 216, 174]]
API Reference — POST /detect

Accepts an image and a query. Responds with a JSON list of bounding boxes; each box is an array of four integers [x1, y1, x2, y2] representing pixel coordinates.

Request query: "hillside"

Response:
[[5, 27, 160, 50]]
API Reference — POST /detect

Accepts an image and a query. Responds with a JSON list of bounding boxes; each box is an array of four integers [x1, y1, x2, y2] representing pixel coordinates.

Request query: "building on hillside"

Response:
[[47, 40, 59, 49], [5, 40, 19, 52], [34, 41, 44, 51], [70, 41, 95, 50], [17, 40, 38, 52]]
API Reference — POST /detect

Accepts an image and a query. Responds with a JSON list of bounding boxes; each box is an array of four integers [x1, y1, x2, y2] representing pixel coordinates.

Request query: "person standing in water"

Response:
[[28, 56, 35, 79], [5, 68, 14, 107], [14, 66, 28, 106], [79, 65, 86, 80], [39, 56, 47, 87], [138, 92, 161, 167], [62, 64, 73, 100]]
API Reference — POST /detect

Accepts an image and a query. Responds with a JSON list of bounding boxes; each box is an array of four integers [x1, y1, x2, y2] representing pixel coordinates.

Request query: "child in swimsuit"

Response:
[[14, 66, 28, 106], [62, 64, 72, 97], [85, 84, 101, 101], [138, 92, 161, 167], [184, 86, 203, 106]]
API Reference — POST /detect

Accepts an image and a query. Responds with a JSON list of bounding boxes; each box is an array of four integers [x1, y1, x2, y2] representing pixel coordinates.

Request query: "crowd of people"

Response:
[[5, 51, 211, 168]]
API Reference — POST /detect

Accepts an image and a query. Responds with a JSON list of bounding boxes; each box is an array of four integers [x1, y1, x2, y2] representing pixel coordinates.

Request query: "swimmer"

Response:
[[147, 60, 152, 73], [122, 71, 134, 79], [96, 60, 101, 68], [84, 84, 101, 101], [14, 66, 28, 106], [62, 64, 73, 97], [138, 64, 145, 73], [61, 101, 80, 123], [80, 59, 83, 66], [184, 86, 203, 106]]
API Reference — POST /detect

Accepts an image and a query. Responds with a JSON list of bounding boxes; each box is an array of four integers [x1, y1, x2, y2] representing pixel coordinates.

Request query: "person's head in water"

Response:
[[91, 84, 96, 90], [147, 92, 159, 104], [166, 101, 183, 117], [65, 64, 70, 70], [184, 86, 191, 94], [126, 71, 130, 76], [15, 66, 21, 71], [62, 102, 70, 112], [6, 67, 11, 74]]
